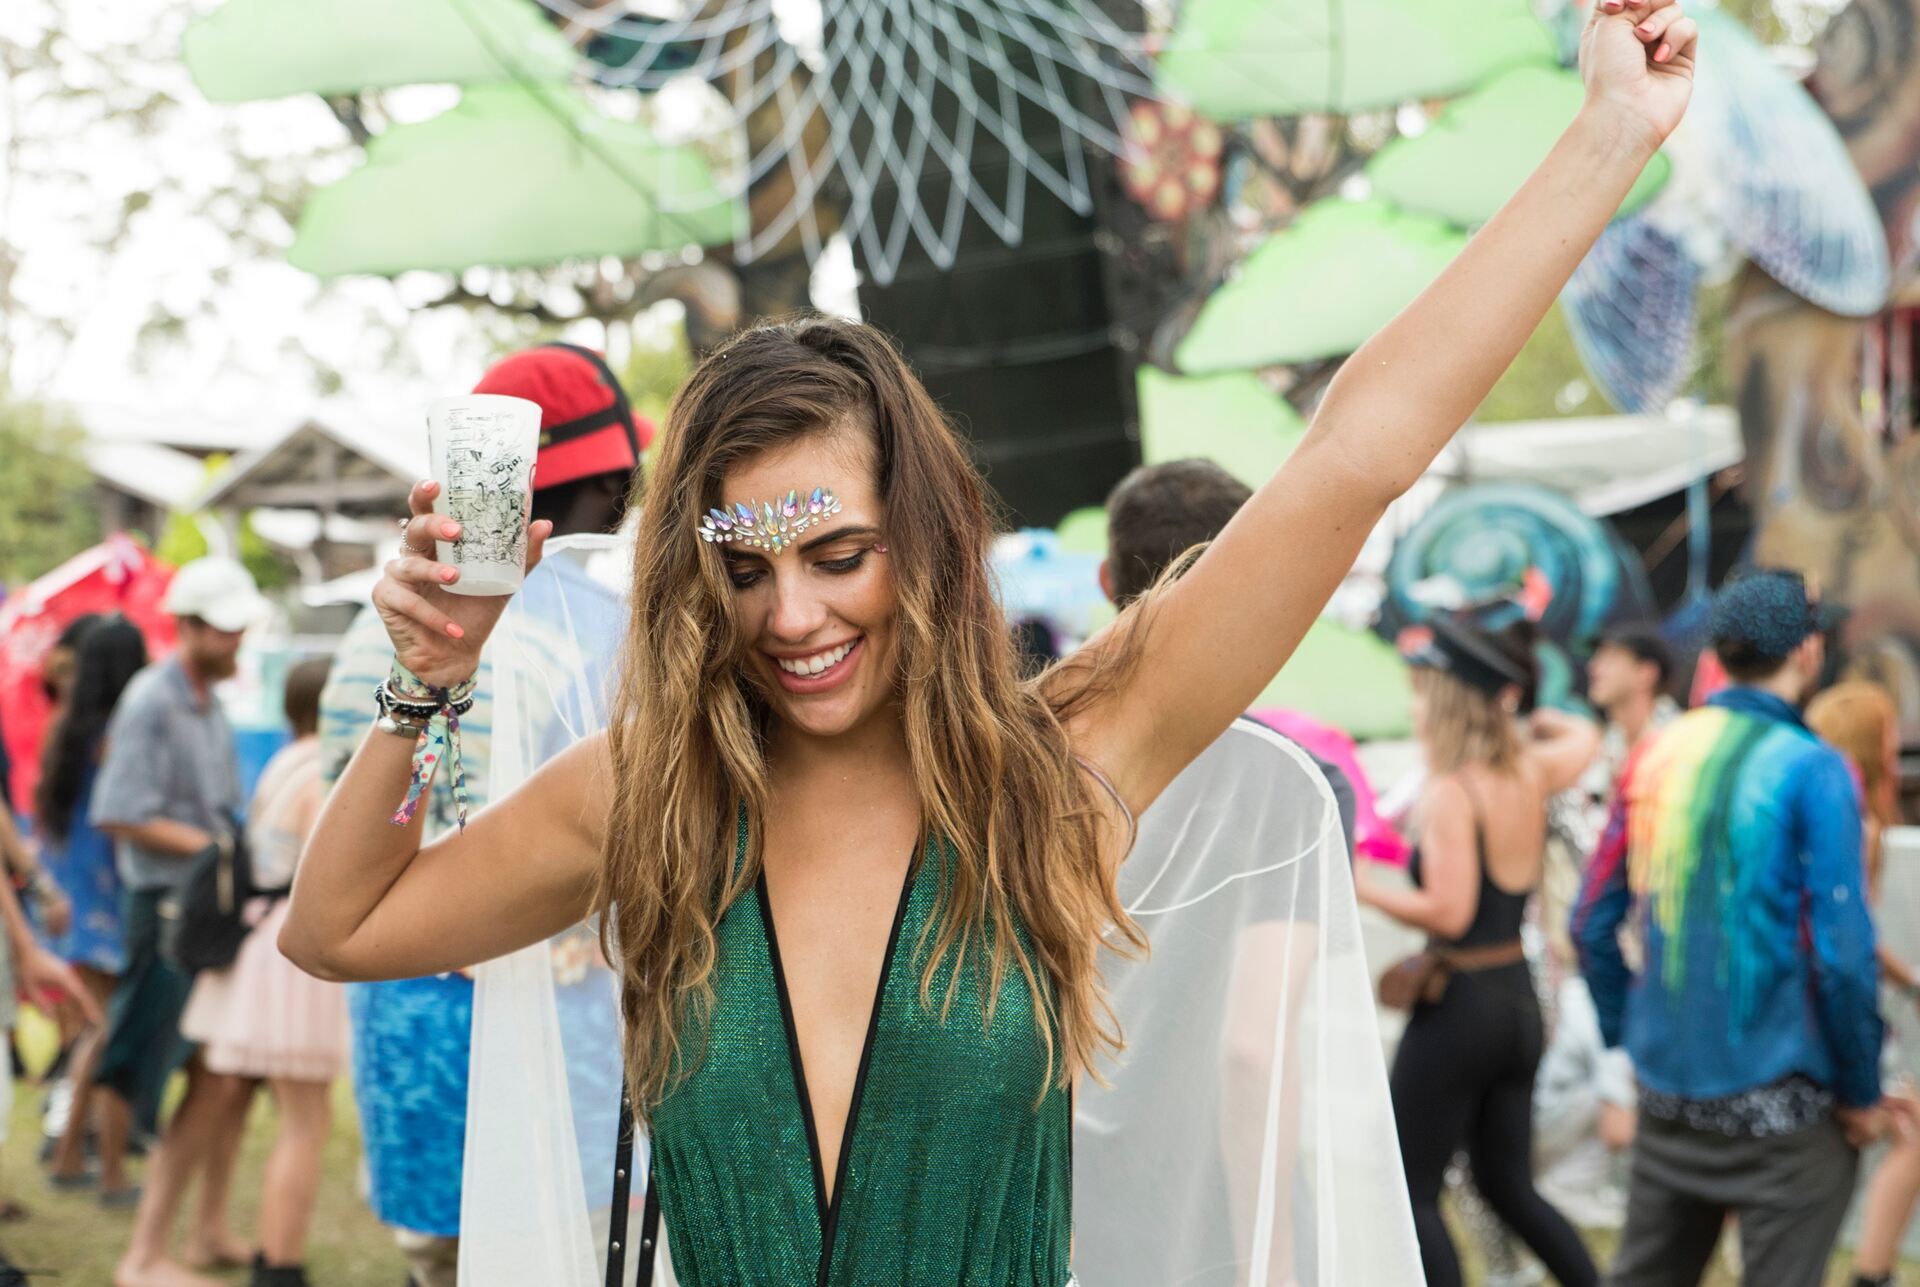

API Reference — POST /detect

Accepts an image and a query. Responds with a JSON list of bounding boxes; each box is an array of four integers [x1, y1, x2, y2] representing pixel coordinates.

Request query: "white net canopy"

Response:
[[519, 0, 1160, 283], [461, 535, 1421, 1285]]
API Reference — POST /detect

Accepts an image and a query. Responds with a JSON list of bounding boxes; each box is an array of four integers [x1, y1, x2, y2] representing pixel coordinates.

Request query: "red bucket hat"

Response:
[[472, 343, 654, 491]]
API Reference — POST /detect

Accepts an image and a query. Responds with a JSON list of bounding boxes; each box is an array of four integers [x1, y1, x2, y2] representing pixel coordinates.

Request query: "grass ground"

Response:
[[3, 1008, 403, 1285], [4, 1077, 404, 1285], [0, 1006, 1908, 1285]]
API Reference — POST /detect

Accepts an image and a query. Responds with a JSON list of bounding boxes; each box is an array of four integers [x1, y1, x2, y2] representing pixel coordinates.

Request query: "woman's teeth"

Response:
[[776, 640, 855, 676]]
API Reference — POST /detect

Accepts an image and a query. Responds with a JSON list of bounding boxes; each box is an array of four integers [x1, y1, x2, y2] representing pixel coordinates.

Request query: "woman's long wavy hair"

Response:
[[601, 316, 1142, 1118], [35, 616, 148, 844]]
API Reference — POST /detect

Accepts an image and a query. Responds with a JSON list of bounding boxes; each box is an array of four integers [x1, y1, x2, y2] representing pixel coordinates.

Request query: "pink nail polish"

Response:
[[441, 568, 457, 582], [447, 623, 464, 639]]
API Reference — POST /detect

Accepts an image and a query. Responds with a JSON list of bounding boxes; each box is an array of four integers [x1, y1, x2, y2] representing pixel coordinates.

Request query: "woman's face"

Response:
[[717, 430, 899, 741]]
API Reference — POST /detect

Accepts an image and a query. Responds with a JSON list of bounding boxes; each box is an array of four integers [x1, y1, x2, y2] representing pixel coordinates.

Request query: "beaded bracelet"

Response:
[[375, 684, 475, 721], [383, 659, 481, 831]]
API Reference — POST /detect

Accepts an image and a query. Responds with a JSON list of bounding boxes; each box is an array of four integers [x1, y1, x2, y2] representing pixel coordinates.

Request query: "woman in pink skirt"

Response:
[[182, 657, 346, 1287]]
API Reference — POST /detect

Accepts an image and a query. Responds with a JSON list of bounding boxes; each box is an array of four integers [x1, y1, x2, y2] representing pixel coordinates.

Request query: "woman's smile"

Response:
[[766, 634, 865, 693]]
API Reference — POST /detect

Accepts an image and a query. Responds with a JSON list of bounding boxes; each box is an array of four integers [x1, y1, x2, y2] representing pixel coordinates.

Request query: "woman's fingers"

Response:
[[373, 578, 465, 641], [409, 478, 440, 518], [403, 511, 462, 557], [1658, 15, 1698, 64], [388, 554, 462, 589], [1632, 4, 1685, 42], [1599, 0, 1675, 21], [522, 518, 554, 576]]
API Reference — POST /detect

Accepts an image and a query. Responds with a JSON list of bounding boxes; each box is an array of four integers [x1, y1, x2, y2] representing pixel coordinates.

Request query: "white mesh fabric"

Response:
[[464, 540, 1420, 1284]]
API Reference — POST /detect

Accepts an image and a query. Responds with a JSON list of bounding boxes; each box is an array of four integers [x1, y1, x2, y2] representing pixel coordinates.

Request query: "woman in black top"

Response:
[[1357, 615, 1603, 1287]]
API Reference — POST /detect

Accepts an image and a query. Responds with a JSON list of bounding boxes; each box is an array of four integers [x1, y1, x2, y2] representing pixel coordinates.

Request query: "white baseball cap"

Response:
[[161, 556, 268, 633]]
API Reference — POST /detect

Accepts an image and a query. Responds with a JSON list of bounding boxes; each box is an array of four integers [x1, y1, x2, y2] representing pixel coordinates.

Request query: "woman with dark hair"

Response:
[[1358, 615, 1603, 1287], [284, 9, 1695, 1282], [38, 613, 105, 707], [41, 615, 148, 1193]]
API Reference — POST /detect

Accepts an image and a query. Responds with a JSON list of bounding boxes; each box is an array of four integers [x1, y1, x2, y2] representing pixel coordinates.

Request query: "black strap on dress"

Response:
[[605, 1089, 660, 1287]]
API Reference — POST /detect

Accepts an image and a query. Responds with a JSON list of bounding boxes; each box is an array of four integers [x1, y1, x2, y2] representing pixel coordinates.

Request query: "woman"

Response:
[[39, 615, 149, 1195], [1810, 682, 1913, 1287], [1355, 615, 1603, 1287], [283, 9, 1696, 1282], [179, 657, 345, 1287]]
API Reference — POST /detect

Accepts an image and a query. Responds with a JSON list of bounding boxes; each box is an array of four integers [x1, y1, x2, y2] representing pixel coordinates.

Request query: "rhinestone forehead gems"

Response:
[[697, 487, 844, 555]]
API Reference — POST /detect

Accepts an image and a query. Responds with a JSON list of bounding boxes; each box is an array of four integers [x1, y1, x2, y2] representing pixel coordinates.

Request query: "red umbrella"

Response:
[[0, 537, 177, 819]]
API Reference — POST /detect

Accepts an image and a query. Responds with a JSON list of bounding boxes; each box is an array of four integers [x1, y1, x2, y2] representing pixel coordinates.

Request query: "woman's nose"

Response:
[[766, 572, 826, 640]]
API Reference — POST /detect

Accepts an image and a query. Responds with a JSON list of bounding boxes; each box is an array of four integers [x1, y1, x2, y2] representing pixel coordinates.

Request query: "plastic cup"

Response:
[[425, 394, 542, 597]]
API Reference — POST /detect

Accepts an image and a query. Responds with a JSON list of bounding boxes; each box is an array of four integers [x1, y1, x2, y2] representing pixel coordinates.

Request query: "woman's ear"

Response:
[[1499, 685, 1522, 715]]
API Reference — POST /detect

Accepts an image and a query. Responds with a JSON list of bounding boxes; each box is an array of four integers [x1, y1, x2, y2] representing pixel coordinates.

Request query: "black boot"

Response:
[[249, 1252, 312, 1287]]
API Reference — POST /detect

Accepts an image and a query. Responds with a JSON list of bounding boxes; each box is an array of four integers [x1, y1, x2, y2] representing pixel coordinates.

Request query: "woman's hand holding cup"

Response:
[[374, 479, 552, 688]]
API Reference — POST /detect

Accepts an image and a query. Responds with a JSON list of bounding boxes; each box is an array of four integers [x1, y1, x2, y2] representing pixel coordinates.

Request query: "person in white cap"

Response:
[[89, 556, 267, 1287]]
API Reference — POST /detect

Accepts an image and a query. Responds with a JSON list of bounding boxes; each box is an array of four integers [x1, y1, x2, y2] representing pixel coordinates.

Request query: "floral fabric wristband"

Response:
[[386, 658, 480, 831]]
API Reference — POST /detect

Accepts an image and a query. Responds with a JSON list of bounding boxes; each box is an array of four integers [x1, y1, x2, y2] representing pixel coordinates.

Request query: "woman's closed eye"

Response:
[[817, 550, 868, 575], [726, 549, 867, 589]]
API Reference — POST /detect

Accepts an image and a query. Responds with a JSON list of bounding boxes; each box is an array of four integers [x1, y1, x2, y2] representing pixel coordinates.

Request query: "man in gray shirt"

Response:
[[89, 556, 262, 1286]]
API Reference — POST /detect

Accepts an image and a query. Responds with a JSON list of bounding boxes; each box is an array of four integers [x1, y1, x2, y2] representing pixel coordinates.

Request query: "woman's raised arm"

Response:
[[1067, 0, 1697, 812], [281, 731, 609, 982], [279, 478, 604, 981]]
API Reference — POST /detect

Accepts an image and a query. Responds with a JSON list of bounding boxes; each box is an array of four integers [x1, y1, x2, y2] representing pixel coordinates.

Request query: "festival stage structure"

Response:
[[178, 0, 1920, 724]]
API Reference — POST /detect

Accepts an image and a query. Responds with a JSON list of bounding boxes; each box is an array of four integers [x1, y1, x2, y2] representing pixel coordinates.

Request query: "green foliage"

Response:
[[238, 512, 295, 590], [1688, 279, 1735, 408], [621, 320, 695, 485], [1476, 305, 1603, 422], [154, 512, 292, 589], [154, 453, 294, 590], [622, 321, 694, 439], [0, 400, 104, 588], [154, 509, 212, 568], [1476, 279, 1736, 423]]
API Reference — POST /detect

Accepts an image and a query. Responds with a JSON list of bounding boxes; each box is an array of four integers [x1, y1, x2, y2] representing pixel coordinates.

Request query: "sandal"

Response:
[[97, 1184, 141, 1210]]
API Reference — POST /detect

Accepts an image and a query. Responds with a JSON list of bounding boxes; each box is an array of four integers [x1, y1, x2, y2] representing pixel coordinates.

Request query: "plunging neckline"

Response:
[[755, 850, 919, 1287]]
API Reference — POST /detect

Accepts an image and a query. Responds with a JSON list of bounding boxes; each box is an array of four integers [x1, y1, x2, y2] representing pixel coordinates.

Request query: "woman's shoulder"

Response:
[[1422, 764, 1540, 828], [1417, 770, 1476, 814]]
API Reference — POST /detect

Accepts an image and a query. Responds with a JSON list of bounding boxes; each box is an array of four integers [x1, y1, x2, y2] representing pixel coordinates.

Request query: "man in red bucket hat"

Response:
[[309, 345, 650, 1287], [474, 342, 653, 533]]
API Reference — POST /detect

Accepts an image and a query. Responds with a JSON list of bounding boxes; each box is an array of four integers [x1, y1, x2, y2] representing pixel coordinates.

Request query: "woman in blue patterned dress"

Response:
[[40, 616, 148, 1188]]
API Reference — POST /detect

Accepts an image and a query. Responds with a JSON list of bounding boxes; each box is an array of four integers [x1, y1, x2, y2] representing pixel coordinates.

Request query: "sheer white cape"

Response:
[[460, 536, 1422, 1286]]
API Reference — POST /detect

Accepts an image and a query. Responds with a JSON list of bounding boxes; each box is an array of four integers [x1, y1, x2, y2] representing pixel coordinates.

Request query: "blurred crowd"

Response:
[[0, 346, 1913, 1287]]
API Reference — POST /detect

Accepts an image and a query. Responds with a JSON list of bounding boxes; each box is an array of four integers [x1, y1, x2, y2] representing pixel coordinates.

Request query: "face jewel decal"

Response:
[[699, 488, 844, 554]]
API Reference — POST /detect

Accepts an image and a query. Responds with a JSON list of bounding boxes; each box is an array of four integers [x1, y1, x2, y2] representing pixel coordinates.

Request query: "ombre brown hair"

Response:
[[601, 316, 1141, 1118], [1809, 681, 1902, 882], [1414, 667, 1524, 773], [1410, 619, 1537, 774]]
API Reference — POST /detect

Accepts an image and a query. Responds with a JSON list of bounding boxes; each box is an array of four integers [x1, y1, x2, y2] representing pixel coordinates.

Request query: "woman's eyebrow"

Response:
[[797, 523, 880, 553]]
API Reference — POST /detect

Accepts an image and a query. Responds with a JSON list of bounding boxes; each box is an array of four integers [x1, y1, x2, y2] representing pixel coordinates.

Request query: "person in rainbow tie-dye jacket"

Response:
[[1573, 569, 1894, 1287]]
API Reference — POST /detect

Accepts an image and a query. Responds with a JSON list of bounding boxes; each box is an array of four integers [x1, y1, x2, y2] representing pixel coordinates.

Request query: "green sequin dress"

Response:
[[648, 831, 1074, 1286]]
